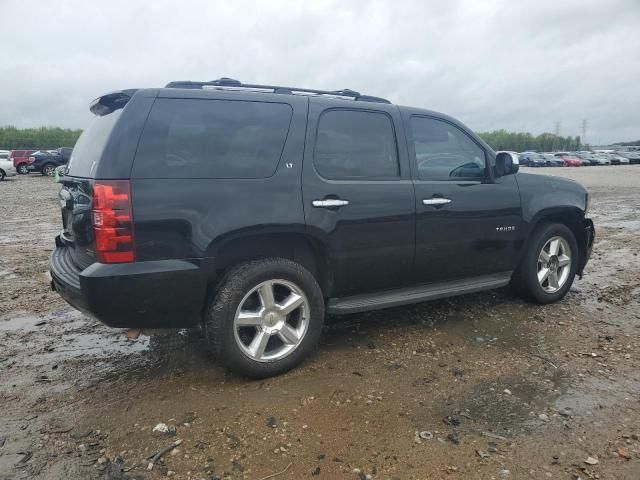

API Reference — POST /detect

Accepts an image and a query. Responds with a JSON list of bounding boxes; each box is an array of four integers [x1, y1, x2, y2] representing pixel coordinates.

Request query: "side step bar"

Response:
[[327, 272, 512, 315]]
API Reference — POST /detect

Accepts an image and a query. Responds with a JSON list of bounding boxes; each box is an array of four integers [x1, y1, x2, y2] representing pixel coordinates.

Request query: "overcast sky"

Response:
[[1, 0, 638, 144]]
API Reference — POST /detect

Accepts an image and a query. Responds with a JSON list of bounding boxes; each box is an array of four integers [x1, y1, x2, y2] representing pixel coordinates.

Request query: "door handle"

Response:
[[312, 199, 349, 208], [422, 198, 452, 206]]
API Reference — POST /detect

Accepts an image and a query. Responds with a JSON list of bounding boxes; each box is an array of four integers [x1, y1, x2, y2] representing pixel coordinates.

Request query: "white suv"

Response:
[[0, 151, 17, 180]]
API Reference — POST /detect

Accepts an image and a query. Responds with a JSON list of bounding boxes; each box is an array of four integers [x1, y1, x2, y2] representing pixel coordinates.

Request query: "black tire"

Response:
[[204, 258, 325, 378], [17, 164, 29, 175], [42, 164, 55, 176], [512, 223, 578, 304], [0, 169, 5, 181]]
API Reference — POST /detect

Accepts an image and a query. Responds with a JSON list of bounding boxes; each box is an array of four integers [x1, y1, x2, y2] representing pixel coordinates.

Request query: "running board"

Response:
[[327, 272, 512, 315]]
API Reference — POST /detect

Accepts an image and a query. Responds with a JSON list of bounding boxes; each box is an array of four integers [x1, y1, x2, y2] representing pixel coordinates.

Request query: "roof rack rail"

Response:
[[164, 78, 391, 104]]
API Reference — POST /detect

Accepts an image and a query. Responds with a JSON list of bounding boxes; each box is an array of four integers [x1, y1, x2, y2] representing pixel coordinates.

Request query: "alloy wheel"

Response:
[[537, 236, 572, 293], [233, 279, 310, 362]]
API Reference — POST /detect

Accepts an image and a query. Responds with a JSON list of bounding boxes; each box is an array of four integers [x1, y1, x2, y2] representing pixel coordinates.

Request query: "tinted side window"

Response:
[[133, 99, 292, 179], [410, 117, 486, 180], [314, 110, 399, 180]]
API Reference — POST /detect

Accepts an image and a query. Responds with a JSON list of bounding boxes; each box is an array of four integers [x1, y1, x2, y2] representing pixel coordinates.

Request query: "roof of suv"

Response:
[[88, 78, 494, 157]]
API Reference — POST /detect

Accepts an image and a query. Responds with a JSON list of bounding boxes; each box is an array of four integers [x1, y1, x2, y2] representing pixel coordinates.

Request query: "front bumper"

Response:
[[577, 218, 595, 277], [50, 240, 208, 328]]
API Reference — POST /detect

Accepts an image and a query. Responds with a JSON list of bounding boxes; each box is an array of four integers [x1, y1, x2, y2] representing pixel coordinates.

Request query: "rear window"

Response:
[[66, 109, 123, 177], [132, 98, 293, 179]]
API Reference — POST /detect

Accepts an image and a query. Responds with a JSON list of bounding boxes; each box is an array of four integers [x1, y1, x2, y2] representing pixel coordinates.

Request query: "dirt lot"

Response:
[[1, 167, 639, 480]]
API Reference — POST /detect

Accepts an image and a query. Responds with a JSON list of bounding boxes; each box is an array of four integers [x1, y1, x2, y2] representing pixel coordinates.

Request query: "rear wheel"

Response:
[[204, 258, 324, 378], [17, 164, 29, 175], [42, 164, 55, 176], [0, 169, 5, 181], [512, 223, 578, 304]]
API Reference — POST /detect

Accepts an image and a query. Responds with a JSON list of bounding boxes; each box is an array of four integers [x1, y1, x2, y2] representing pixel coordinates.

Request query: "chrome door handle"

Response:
[[312, 199, 349, 208], [422, 198, 452, 206]]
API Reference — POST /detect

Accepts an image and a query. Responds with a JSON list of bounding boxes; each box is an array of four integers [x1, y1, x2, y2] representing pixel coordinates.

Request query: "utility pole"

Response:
[[581, 119, 588, 148]]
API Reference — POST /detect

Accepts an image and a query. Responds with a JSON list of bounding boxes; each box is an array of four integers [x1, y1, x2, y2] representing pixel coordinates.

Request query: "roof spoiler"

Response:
[[89, 89, 138, 116]]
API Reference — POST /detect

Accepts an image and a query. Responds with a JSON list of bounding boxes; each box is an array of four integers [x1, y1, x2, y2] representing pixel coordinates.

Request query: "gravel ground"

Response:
[[0, 167, 639, 480]]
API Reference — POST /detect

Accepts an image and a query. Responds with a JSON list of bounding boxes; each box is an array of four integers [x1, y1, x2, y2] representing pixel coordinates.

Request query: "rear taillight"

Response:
[[27, 156, 35, 163], [92, 180, 135, 264]]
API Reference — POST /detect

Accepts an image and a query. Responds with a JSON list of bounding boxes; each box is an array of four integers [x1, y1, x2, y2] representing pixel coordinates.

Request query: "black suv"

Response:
[[50, 78, 594, 378]]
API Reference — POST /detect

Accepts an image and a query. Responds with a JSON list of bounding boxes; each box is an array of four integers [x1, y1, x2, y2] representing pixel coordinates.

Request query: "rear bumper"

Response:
[[50, 240, 208, 328]]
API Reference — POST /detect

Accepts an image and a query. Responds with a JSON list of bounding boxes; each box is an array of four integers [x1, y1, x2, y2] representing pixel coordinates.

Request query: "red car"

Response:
[[8, 149, 36, 174], [559, 155, 583, 167]]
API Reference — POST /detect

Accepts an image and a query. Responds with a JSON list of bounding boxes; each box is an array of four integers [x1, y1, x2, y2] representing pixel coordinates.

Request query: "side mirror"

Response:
[[495, 151, 519, 176]]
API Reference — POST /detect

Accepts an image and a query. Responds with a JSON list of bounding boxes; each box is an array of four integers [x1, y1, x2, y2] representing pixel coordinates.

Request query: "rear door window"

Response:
[[313, 109, 399, 180], [132, 98, 293, 179]]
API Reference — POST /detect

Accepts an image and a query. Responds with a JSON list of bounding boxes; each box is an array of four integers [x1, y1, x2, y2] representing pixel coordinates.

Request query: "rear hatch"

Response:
[[58, 91, 137, 270]]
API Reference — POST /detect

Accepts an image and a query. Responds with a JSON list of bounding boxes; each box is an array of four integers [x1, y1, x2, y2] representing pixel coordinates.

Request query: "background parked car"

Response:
[[555, 154, 583, 167], [9, 149, 36, 174], [590, 154, 612, 166], [529, 153, 548, 167], [518, 151, 536, 166], [617, 151, 640, 164], [542, 153, 564, 167], [607, 154, 629, 165], [27, 150, 68, 176], [574, 152, 597, 166], [56, 147, 73, 162], [520, 152, 547, 167], [0, 156, 17, 180]]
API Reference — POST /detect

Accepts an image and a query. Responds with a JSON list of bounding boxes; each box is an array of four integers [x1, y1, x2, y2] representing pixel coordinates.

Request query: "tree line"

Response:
[[0, 125, 621, 153], [477, 129, 583, 152], [0, 126, 82, 150], [617, 139, 640, 146]]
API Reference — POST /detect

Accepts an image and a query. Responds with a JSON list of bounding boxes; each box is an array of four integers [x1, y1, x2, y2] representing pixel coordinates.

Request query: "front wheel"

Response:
[[512, 223, 578, 304], [17, 164, 29, 175], [0, 169, 5, 181], [204, 258, 325, 378]]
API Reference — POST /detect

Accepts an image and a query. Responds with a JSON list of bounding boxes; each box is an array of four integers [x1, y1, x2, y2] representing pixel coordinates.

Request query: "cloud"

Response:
[[0, 0, 638, 144]]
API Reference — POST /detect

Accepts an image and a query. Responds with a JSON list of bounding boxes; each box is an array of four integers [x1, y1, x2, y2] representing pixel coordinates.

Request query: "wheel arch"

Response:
[[518, 207, 591, 276], [206, 231, 332, 298]]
